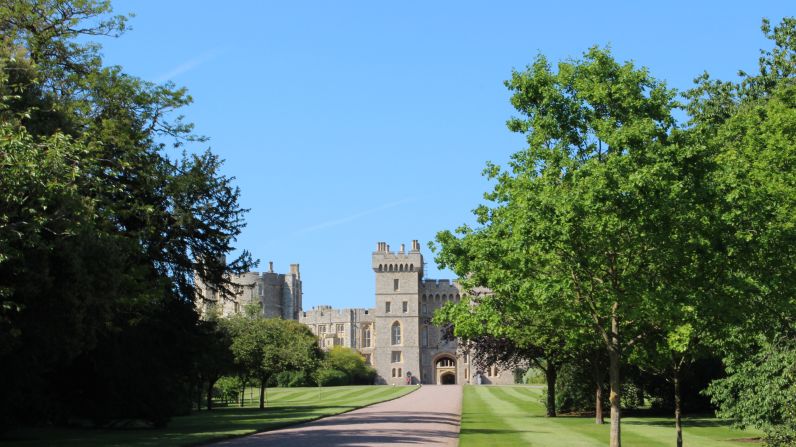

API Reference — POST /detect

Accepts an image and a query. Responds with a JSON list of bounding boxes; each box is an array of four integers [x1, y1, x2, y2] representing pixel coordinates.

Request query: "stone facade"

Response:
[[299, 240, 515, 386], [197, 262, 302, 320]]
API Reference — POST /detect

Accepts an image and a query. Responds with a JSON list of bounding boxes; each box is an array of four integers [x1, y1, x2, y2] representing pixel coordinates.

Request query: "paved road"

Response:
[[212, 385, 463, 447]]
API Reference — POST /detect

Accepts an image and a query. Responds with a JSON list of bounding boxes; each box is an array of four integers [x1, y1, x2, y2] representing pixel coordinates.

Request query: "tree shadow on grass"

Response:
[[622, 418, 728, 428]]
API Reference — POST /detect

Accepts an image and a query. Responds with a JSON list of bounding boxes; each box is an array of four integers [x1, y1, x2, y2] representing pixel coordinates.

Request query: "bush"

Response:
[[274, 370, 313, 387], [315, 368, 349, 386]]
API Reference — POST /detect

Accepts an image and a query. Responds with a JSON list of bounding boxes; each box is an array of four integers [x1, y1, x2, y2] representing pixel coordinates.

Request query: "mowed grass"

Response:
[[3, 385, 417, 447], [460, 385, 761, 447]]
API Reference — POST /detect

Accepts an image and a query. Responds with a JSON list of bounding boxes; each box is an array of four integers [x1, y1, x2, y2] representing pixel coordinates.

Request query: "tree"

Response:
[[433, 46, 720, 447], [195, 319, 234, 411], [0, 0, 255, 426], [432, 286, 581, 417], [706, 335, 796, 446], [324, 346, 376, 385], [227, 314, 322, 409]]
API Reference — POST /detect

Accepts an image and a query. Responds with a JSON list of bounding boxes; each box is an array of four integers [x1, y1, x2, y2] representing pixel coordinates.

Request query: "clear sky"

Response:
[[100, 1, 791, 310]]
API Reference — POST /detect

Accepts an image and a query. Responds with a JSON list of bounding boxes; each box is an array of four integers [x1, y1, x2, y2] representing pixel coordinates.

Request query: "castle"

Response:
[[198, 240, 514, 385]]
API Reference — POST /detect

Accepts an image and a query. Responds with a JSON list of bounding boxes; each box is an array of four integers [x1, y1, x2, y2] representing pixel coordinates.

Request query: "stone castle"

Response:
[[198, 240, 514, 386]]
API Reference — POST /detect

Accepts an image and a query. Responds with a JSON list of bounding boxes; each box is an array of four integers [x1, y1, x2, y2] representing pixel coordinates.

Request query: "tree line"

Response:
[[432, 18, 796, 447], [0, 1, 378, 431]]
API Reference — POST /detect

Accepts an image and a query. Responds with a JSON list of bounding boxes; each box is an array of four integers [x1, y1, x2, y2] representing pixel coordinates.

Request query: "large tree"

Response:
[[433, 46, 721, 447], [0, 0, 254, 426]]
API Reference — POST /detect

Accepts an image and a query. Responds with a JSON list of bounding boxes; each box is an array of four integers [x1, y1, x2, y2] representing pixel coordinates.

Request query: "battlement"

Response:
[[372, 240, 423, 274], [420, 278, 461, 291]]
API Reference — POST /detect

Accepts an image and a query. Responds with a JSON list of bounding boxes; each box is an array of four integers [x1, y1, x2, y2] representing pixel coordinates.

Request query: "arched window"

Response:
[[435, 294, 440, 301], [391, 321, 402, 345], [362, 325, 371, 348], [410, 263, 414, 271], [392, 368, 396, 377], [422, 294, 426, 302], [379, 264, 383, 271], [456, 294, 460, 300], [389, 264, 393, 272], [442, 294, 447, 300], [398, 367, 402, 377], [399, 264, 403, 272]]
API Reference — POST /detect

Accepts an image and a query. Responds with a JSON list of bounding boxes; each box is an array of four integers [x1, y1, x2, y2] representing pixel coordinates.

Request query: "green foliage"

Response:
[[706, 336, 796, 446], [0, 0, 255, 427], [315, 368, 350, 387], [323, 346, 377, 385], [225, 315, 322, 406]]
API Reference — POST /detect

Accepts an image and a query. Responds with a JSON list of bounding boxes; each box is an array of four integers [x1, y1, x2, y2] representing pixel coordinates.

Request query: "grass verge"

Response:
[[3, 385, 418, 447], [459, 385, 761, 447]]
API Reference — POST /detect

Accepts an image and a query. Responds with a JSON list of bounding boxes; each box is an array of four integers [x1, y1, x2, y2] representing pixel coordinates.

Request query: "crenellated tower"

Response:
[[371, 240, 423, 384]]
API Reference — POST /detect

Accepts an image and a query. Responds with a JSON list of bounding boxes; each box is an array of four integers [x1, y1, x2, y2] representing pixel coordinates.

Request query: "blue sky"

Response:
[[101, 1, 791, 310]]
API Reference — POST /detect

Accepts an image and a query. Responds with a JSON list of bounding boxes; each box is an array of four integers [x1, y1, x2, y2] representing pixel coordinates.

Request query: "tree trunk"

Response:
[[595, 382, 604, 424], [609, 312, 621, 447], [196, 380, 203, 411], [240, 382, 246, 407], [207, 377, 217, 411], [545, 364, 557, 417], [592, 353, 604, 425], [259, 378, 266, 409], [674, 370, 682, 447]]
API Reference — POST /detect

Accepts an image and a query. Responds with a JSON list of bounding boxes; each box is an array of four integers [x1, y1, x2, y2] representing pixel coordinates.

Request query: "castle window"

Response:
[[379, 264, 383, 271], [391, 321, 402, 345], [435, 294, 440, 301], [456, 294, 460, 301], [422, 294, 426, 302], [442, 294, 447, 301], [399, 264, 403, 272], [422, 327, 428, 347], [391, 351, 402, 363], [402, 301, 408, 313], [438, 358, 455, 368], [234, 301, 240, 313], [336, 324, 344, 333], [410, 264, 414, 271], [363, 326, 371, 347], [385, 301, 391, 313], [398, 367, 402, 377], [392, 368, 396, 377], [318, 325, 326, 334], [422, 304, 427, 315], [389, 264, 393, 272], [465, 368, 469, 379], [394, 279, 399, 291]]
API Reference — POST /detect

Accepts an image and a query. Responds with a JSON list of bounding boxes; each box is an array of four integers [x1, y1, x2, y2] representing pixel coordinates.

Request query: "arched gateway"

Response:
[[434, 356, 456, 384]]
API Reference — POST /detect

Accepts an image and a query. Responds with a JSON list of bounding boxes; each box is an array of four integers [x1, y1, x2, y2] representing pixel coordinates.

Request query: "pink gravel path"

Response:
[[211, 385, 463, 447]]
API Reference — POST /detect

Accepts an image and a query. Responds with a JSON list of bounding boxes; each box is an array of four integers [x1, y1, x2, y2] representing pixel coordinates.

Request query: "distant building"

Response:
[[300, 240, 514, 386], [196, 261, 302, 320], [199, 241, 514, 385]]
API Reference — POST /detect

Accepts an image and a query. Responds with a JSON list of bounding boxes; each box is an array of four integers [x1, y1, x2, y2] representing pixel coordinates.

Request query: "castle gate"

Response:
[[434, 356, 456, 385]]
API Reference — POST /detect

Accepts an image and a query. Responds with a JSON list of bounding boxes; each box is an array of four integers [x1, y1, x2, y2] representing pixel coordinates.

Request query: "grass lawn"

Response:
[[460, 385, 762, 447], [3, 385, 417, 447]]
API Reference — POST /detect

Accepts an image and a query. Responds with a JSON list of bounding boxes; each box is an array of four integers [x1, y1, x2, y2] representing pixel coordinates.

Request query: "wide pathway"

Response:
[[212, 385, 463, 447]]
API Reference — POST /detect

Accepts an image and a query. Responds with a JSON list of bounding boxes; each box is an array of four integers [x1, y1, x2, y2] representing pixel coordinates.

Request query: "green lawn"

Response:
[[460, 385, 761, 447], [3, 385, 417, 447]]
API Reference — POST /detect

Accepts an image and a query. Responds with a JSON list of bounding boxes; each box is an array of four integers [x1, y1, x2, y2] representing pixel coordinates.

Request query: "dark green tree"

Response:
[[0, 0, 254, 426]]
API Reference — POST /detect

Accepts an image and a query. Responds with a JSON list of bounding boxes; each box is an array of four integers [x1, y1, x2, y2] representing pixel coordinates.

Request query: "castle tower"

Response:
[[372, 240, 423, 384]]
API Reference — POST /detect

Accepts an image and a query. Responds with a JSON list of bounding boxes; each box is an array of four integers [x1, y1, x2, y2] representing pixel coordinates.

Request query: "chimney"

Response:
[[411, 240, 420, 252], [268, 261, 274, 273], [386, 244, 390, 253], [400, 243, 405, 253], [290, 264, 300, 278]]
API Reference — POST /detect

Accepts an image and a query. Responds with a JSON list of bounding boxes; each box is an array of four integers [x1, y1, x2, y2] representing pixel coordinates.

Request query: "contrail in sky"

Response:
[[154, 48, 220, 83], [294, 198, 415, 234]]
